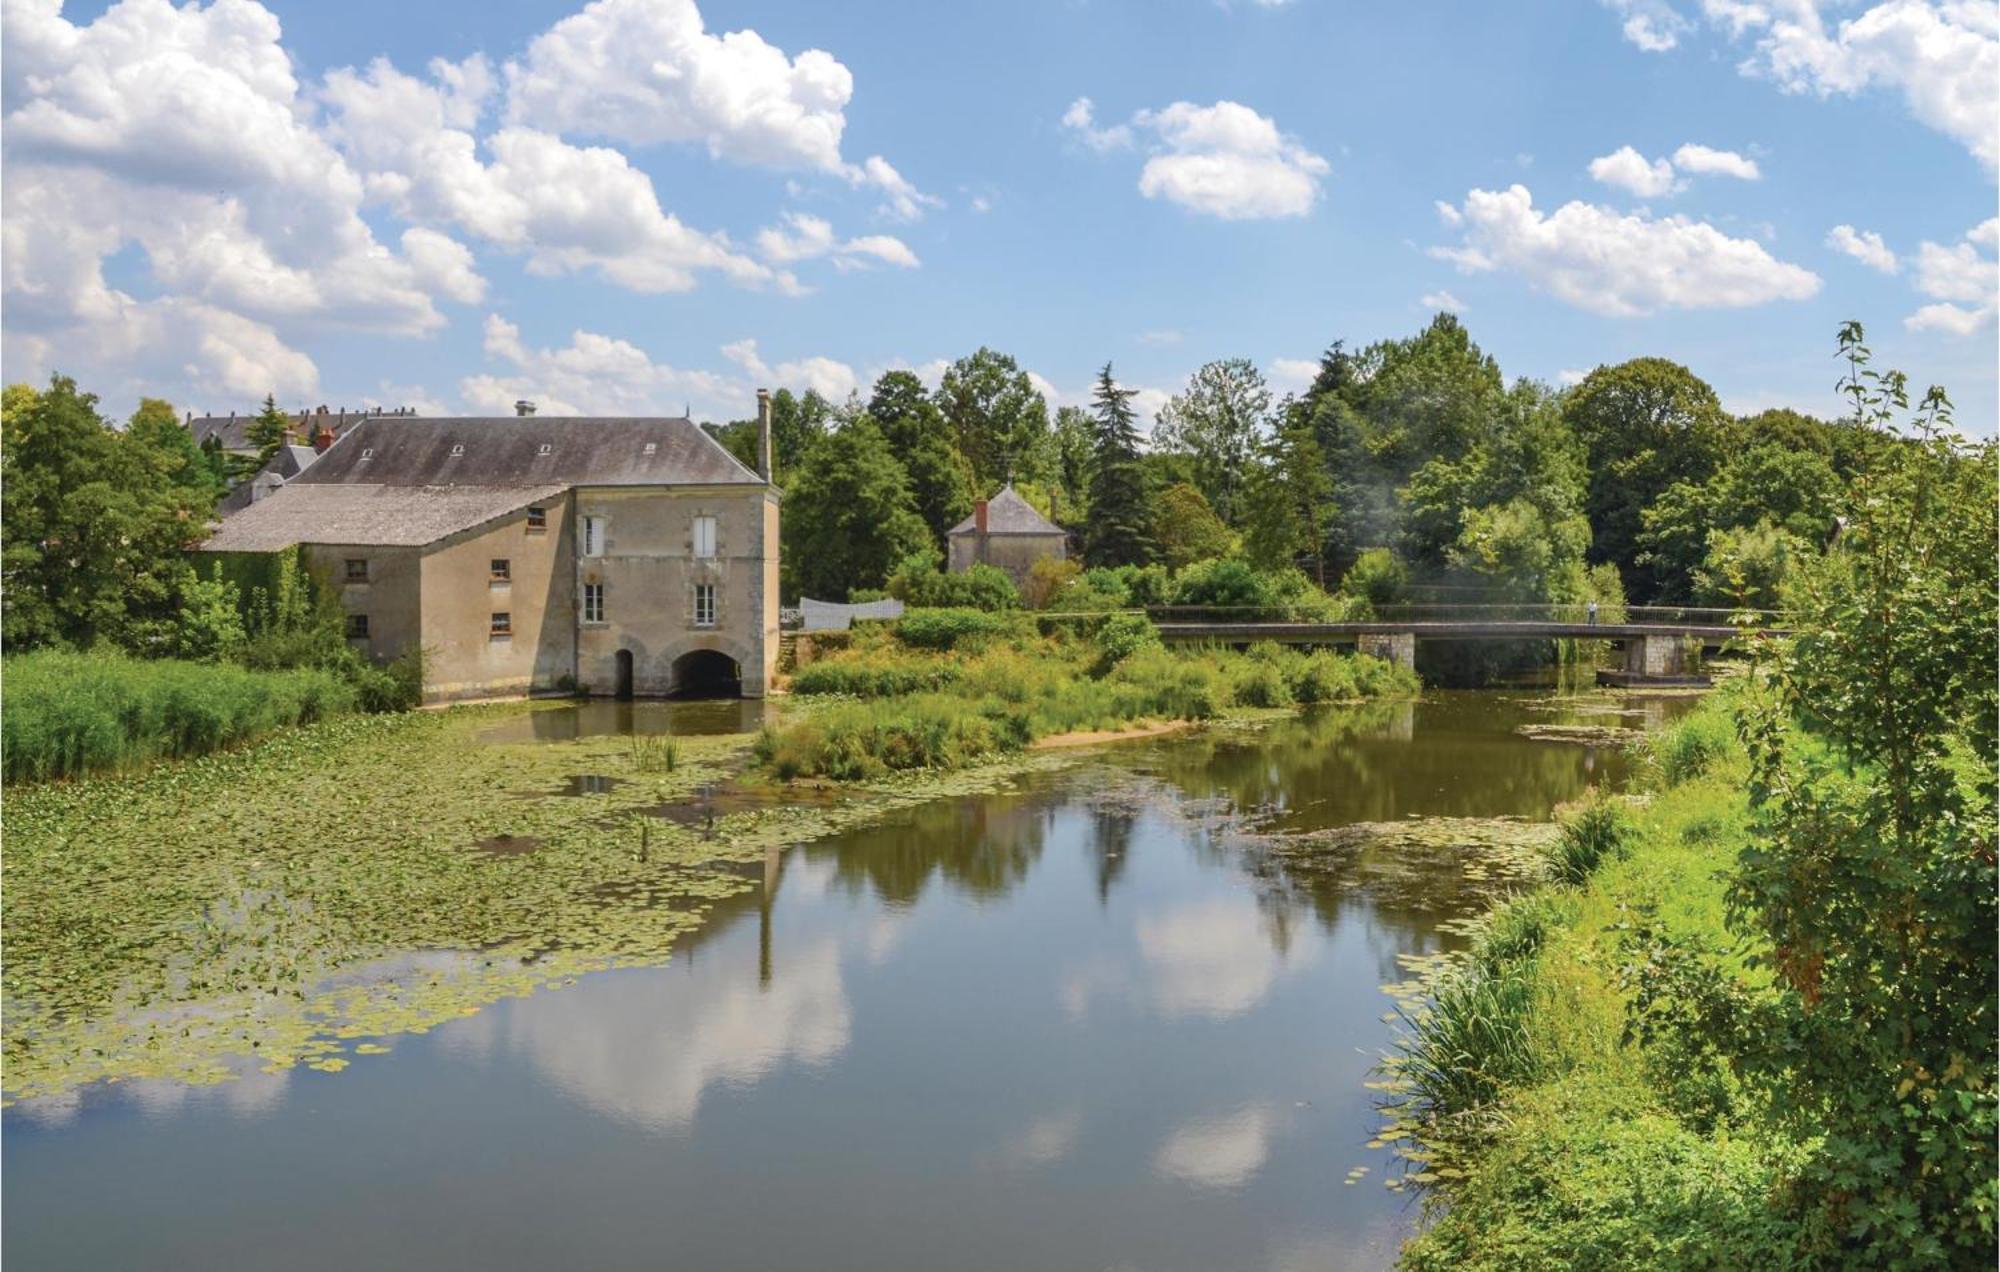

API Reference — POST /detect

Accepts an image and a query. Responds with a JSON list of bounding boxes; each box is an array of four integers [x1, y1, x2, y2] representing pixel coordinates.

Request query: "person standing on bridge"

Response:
[[1587, 600, 1598, 626]]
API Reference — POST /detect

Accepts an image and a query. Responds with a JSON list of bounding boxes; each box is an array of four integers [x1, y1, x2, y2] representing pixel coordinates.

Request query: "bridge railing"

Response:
[[1097, 603, 1789, 626]]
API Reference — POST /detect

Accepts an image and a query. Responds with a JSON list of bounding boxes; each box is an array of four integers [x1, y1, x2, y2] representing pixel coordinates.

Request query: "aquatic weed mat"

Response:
[[0, 704, 1076, 1105]]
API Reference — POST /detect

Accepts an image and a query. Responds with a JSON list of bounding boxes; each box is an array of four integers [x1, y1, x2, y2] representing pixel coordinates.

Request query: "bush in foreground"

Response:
[[3, 649, 359, 782]]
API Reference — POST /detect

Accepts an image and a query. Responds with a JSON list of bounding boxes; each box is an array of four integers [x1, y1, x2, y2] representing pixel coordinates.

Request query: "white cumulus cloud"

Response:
[[755, 212, 919, 275], [1695, 0, 2000, 173], [1589, 145, 1680, 196], [1826, 223, 1900, 272], [1067, 98, 1328, 219], [1903, 217, 1997, 333], [1420, 289, 1468, 311], [1672, 142, 1762, 179], [1431, 184, 1822, 316]]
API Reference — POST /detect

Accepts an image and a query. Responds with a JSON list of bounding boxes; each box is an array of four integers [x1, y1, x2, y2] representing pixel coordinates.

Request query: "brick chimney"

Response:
[[974, 499, 989, 535], [756, 388, 773, 481], [314, 424, 336, 452]]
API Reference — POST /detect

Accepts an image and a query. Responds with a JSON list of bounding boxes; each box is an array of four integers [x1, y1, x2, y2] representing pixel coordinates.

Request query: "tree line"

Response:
[[714, 316, 1886, 617]]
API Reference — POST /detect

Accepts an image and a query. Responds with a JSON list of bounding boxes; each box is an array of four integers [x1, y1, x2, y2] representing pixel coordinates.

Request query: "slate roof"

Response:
[[216, 445, 322, 516], [947, 485, 1065, 537], [297, 416, 763, 488], [198, 483, 568, 553]]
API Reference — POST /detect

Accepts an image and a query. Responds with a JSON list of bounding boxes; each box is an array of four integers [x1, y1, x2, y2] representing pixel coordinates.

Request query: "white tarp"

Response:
[[799, 597, 904, 631]]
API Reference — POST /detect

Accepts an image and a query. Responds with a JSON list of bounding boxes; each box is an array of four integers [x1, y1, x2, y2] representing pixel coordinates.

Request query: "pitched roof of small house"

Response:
[[297, 416, 763, 488], [197, 483, 568, 552], [947, 485, 1064, 537]]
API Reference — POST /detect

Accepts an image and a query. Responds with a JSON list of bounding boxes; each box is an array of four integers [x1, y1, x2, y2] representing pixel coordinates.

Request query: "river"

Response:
[[2, 691, 1678, 1271]]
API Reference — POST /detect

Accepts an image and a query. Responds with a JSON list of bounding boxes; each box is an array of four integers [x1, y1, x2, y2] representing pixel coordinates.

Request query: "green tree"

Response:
[[1, 377, 215, 651], [1152, 357, 1272, 526], [1726, 323, 1998, 1263], [1083, 364, 1156, 568], [1562, 358, 1731, 600], [1637, 441, 1839, 605], [1303, 317, 1508, 577], [127, 398, 224, 498], [1051, 404, 1096, 523], [936, 347, 1050, 488], [779, 416, 932, 601], [1690, 520, 1804, 611], [868, 370, 975, 545], [1151, 482, 1236, 569], [245, 393, 293, 470], [1242, 407, 1332, 583]]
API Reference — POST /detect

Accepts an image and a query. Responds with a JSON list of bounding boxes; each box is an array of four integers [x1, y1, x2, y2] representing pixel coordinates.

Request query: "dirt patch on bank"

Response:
[[1031, 719, 1197, 750]]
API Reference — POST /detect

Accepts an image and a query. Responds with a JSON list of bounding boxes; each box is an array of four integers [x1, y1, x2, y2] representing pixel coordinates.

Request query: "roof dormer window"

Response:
[[450, 443, 465, 456], [537, 442, 552, 456], [359, 448, 374, 461], [643, 442, 658, 455]]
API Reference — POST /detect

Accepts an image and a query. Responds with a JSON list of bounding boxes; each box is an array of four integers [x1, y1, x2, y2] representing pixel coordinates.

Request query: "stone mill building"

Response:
[[199, 395, 782, 702]]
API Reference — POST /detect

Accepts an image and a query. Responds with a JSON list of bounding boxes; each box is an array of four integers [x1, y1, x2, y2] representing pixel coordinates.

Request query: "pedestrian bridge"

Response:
[[1141, 606, 1787, 680]]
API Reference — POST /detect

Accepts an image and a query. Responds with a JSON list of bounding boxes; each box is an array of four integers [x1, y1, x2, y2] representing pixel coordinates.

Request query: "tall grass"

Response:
[[1544, 791, 1631, 885], [1390, 966, 1545, 1128], [1641, 708, 1735, 788], [4, 649, 358, 783]]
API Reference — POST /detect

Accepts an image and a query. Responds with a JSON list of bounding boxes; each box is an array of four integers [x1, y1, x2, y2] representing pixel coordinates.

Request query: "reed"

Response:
[[3, 649, 358, 783]]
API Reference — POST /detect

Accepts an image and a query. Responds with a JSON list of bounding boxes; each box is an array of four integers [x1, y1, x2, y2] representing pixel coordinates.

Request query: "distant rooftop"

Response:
[[948, 485, 1064, 537], [297, 415, 764, 489], [189, 405, 415, 452]]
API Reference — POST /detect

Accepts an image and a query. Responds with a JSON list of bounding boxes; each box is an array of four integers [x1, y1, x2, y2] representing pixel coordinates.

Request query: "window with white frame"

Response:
[[583, 583, 605, 624], [692, 514, 717, 559], [582, 516, 606, 557], [693, 583, 716, 628]]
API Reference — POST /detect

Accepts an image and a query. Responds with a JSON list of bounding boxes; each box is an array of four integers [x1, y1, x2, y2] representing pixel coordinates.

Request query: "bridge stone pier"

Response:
[[1622, 633, 1687, 677], [1356, 631, 1417, 671]]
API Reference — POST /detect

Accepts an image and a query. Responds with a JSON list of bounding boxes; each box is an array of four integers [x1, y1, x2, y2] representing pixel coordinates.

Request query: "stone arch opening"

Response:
[[614, 649, 635, 700], [671, 648, 741, 699]]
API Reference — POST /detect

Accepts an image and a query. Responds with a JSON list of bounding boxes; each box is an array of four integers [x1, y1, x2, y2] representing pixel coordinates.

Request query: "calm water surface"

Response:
[[3, 692, 1679, 1271]]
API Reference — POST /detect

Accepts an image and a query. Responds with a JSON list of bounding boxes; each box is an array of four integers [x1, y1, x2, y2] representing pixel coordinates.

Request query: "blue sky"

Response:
[[4, 0, 1994, 431]]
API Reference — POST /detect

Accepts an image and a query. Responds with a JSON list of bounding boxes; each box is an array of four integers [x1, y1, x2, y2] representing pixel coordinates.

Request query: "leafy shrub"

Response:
[[1288, 652, 1360, 703], [1053, 563, 1171, 611], [1022, 556, 1082, 610], [886, 554, 1020, 610], [1170, 558, 1352, 621], [1339, 547, 1409, 611], [3, 649, 359, 782], [893, 607, 1021, 651], [792, 650, 962, 697], [1226, 656, 1293, 708], [1092, 613, 1160, 669]]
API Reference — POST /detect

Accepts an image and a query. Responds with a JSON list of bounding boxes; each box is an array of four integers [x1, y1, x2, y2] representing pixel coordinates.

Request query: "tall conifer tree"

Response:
[[1084, 363, 1156, 567]]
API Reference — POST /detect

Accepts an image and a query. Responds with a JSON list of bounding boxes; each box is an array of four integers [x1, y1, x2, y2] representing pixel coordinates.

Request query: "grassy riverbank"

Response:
[[763, 611, 1420, 779], [1384, 697, 1833, 1267]]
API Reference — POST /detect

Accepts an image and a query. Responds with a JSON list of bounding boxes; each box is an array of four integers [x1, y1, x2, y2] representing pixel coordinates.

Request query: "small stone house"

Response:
[[946, 485, 1067, 588], [198, 396, 781, 702]]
